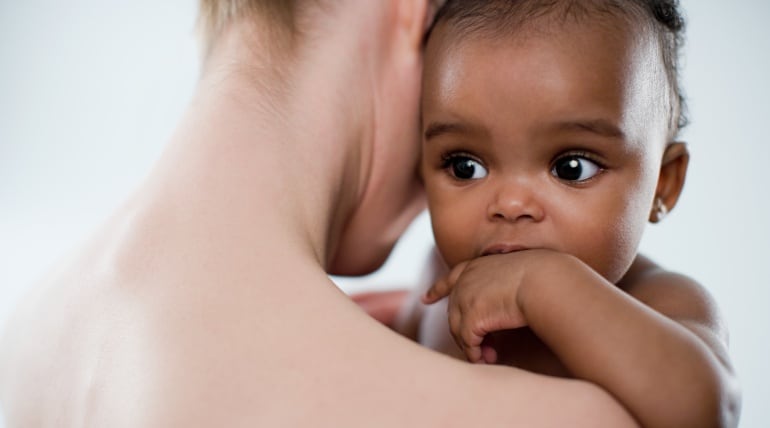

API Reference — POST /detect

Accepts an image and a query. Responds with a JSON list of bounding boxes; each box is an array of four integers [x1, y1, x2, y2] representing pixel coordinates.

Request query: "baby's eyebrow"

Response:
[[424, 122, 478, 141], [553, 119, 626, 139]]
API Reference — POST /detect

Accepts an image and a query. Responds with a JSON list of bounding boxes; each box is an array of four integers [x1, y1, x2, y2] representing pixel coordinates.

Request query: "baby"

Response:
[[393, 1, 740, 427]]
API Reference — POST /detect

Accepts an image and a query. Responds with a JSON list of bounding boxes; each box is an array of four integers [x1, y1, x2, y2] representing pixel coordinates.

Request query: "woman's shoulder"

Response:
[[128, 282, 639, 428]]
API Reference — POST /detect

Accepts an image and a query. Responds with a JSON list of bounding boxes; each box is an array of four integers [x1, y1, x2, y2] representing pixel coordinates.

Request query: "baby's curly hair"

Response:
[[433, 0, 688, 139]]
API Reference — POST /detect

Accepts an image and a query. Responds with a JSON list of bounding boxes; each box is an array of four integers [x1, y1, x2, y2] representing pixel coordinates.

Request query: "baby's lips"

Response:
[[480, 243, 529, 257]]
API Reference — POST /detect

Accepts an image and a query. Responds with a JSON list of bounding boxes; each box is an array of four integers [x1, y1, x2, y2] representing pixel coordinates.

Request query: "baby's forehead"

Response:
[[427, 0, 683, 140], [435, 1, 648, 35], [433, 1, 656, 49], [431, 6, 668, 92], [427, 10, 667, 94], [423, 11, 672, 150]]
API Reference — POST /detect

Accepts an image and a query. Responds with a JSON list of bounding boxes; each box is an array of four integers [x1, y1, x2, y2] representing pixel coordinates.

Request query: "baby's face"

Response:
[[421, 18, 670, 283]]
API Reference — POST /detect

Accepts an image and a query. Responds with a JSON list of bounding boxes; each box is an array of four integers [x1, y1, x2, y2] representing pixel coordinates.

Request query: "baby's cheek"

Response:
[[596, 210, 647, 283], [432, 230, 466, 269], [430, 216, 470, 268]]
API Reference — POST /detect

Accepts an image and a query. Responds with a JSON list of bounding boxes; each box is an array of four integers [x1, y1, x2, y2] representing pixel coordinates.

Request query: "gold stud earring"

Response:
[[651, 198, 668, 223]]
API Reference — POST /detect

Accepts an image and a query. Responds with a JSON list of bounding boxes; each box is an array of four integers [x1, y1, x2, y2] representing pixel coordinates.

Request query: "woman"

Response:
[[0, 1, 637, 426]]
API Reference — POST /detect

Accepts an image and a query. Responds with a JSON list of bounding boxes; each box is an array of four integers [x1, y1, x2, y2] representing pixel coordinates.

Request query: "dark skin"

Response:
[[421, 252, 738, 428], [464, 253, 735, 380], [358, 15, 740, 428]]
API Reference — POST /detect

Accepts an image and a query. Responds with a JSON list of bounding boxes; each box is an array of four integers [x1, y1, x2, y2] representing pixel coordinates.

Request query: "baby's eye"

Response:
[[443, 155, 488, 180], [551, 155, 602, 182]]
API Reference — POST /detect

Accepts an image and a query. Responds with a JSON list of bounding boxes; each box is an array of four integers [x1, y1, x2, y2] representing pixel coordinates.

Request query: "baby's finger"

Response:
[[480, 344, 498, 365], [422, 276, 452, 304], [447, 310, 473, 360], [447, 311, 485, 363], [459, 325, 485, 363], [424, 260, 472, 304]]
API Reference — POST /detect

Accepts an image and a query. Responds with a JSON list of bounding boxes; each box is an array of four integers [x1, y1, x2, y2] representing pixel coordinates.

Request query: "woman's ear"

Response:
[[394, 0, 445, 49], [424, 0, 447, 35], [650, 142, 690, 223]]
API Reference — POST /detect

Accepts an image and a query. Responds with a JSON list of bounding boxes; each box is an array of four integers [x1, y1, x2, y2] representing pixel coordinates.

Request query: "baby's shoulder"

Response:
[[621, 254, 726, 338], [621, 254, 709, 298]]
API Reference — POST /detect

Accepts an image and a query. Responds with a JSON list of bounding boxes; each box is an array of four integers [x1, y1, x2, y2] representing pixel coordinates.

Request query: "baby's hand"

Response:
[[422, 249, 570, 364]]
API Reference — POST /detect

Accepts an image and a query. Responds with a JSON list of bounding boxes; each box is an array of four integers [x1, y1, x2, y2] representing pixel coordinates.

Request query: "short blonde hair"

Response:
[[197, 0, 305, 56]]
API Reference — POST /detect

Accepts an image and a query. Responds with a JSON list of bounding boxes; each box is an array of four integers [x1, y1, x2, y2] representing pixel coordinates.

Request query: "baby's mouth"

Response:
[[480, 244, 530, 257]]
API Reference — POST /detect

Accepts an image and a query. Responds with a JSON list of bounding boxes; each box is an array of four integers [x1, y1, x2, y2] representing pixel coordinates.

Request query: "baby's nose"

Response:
[[486, 181, 545, 223]]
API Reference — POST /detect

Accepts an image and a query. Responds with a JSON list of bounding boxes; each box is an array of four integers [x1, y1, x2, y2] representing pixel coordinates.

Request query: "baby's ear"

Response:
[[649, 142, 690, 223]]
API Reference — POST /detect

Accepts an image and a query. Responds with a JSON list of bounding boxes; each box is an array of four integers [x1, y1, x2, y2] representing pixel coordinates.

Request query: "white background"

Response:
[[1, 1, 768, 426]]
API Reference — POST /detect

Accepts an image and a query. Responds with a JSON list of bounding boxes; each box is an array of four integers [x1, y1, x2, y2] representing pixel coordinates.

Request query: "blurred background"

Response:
[[1, 1, 768, 426]]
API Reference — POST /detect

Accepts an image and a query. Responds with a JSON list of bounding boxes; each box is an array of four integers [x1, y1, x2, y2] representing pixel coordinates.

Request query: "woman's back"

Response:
[[0, 200, 636, 427]]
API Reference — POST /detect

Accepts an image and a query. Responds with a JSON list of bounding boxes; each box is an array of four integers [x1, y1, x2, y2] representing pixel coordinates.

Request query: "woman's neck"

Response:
[[144, 22, 374, 271]]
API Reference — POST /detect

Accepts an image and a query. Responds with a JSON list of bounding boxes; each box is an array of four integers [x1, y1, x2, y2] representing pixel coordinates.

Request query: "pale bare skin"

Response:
[[0, 1, 639, 427]]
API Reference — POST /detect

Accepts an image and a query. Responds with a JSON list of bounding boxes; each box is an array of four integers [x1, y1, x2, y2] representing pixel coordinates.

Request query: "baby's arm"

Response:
[[424, 250, 740, 428]]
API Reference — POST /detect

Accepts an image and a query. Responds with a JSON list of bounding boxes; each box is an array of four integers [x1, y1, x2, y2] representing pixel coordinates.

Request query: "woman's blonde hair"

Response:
[[197, 0, 306, 55]]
